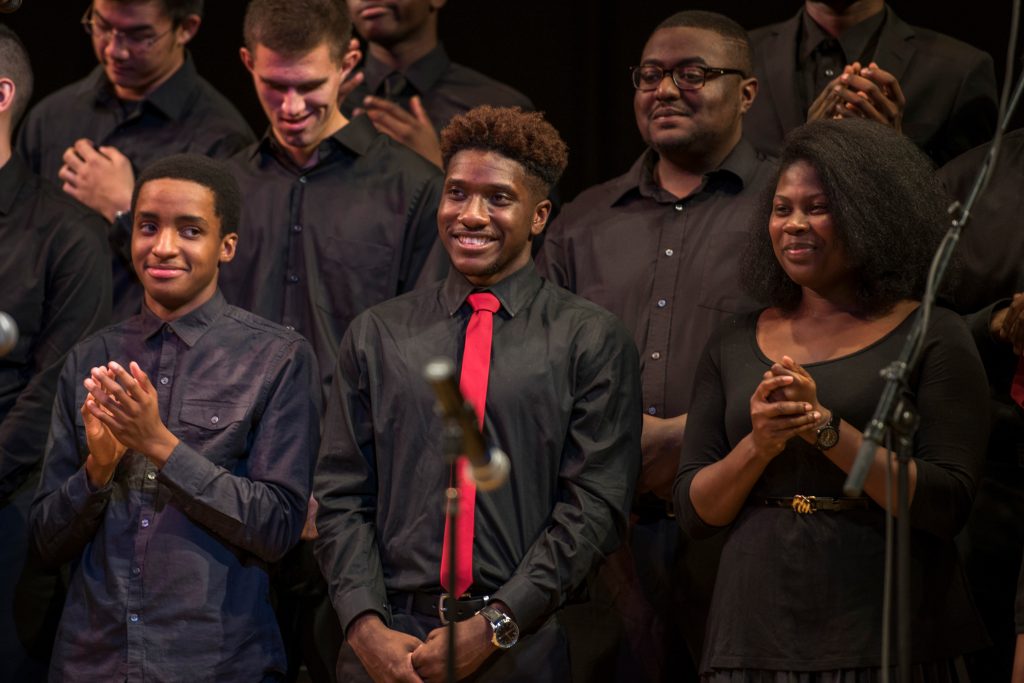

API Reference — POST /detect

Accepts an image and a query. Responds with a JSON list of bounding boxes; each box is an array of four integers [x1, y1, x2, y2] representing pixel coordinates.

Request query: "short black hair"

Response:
[[741, 119, 949, 314], [105, 0, 204, 25], [132, 154, 241, 236], [244, 0, 352, 63], [0, 25, 32, 126], [440, 106, 568, 197], [653, 10, 752, 75]]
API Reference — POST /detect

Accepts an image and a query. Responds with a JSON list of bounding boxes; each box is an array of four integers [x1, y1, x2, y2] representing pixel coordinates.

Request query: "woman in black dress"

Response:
[[674, 118, 989, 682]]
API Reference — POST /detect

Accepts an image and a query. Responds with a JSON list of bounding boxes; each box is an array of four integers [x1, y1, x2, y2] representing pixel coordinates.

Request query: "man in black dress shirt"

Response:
[[745, 0, 997, 166], [341, 0, 533, 167], [223, 0, 442, 397], [314, 106, 641, 682], [538, 11, 774, 682], [31, 154, 320, 681], [16, 0, 255, 320], [0, 26, 111, 683]]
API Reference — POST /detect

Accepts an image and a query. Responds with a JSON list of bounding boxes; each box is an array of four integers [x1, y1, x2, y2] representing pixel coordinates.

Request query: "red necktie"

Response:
[[440, 291, 500, 597], [1012, 357, 1024, 408]]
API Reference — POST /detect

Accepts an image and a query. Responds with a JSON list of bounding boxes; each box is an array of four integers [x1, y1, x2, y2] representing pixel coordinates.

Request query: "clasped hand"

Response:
[[808, 61, 905, 132], [749, 355, 826, 459], [82, 361, 179, 471]]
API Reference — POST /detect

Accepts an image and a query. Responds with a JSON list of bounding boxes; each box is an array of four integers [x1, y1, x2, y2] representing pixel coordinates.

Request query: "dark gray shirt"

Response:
[[314, 265, 642, 633], [537, 139, 774, 420], [340, 43, 534, 132], [220, 116, 443, 398], [0, 155, 110, 501], [31, 291, 320, 682]]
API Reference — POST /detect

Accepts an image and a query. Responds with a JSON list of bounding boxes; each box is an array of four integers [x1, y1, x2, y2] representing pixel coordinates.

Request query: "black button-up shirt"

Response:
[[31, 292, 320, 681], [314, 264, 642, 633], [341, 43, 533, 131], [0, 155, 110, 501], [538, 140, 775, 420], [220, 116, 443, 397], [16, 54, 256, 321]]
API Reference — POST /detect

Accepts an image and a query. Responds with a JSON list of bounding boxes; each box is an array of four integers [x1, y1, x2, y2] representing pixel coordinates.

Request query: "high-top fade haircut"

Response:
[[244, 0, 353, 63], [0, 25, 32, 126], [653, 10, 753, 75], [440, 106, 569, 198], [106, 0, 204, 26], [131, 154, 242, 237]]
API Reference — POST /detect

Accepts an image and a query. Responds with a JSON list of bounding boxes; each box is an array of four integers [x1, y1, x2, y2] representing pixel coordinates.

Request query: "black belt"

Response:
[[760, 495, 869, 514], [388, 591, 490, 624]]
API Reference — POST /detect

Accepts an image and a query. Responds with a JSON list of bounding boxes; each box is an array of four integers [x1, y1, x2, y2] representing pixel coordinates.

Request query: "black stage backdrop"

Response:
[[2, 1, 1015, 200]]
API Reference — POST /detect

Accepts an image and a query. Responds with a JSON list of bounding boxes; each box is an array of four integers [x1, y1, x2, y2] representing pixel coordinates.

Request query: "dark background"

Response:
[[2, 1, 1016, 200]]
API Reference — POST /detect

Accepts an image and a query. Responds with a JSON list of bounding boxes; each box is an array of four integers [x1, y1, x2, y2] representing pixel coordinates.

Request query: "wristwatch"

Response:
[[814, 409, 840, 451], [478, 605, 519, 649]]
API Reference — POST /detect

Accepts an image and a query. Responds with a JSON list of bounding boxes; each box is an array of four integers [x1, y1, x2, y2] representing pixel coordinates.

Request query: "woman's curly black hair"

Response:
[[741, 118, 951, 314]]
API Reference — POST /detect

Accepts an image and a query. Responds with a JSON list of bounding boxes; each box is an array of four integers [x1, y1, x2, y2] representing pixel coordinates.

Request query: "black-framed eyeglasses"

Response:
[[630, 64, 747, 91], [81, 6, 173, 51]]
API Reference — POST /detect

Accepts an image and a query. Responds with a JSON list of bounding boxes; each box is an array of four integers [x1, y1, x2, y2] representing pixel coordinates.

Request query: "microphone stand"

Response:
[[440, 419, 462, 683], [842, 22, 1024, 680]]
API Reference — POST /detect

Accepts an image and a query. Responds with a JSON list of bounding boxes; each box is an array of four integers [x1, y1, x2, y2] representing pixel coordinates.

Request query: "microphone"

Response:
[[0, 312, 17, 356], [0, 0, 21, 13], [423, 357, 510, 491]]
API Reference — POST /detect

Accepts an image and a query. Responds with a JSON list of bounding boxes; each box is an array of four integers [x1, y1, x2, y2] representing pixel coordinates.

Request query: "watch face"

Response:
[[493, 618, 519, 648], [816, 426, 839, 450]]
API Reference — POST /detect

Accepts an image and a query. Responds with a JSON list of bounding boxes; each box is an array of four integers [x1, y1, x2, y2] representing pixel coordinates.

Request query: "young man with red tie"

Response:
[[314, 106, 642, 682]]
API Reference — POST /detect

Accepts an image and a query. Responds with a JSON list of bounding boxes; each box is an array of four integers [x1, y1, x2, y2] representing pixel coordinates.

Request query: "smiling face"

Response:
[[438, 149, 551, 287], [242, 41, 351, 167], [633, 26, 755, 163], [768, 160, 851, 299], [132, 178, 237, 321], [90, 0, 196, 101]]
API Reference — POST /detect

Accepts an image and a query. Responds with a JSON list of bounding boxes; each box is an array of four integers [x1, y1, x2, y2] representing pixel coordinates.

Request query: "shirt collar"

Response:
[[611, 138, 759, 207], [799, 5, 886, 63], [440, 261, 543, 318], [251, 115, 377, 169], [0, 155, 30, 215], [363, 43, 451, 96], [92, 52, 200, 121], [137, 289, 227, 347]]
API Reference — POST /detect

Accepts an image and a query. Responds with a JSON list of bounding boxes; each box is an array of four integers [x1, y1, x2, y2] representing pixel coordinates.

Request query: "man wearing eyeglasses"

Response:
[[538, 11, 775, 683], [16, 0, 254, 321]]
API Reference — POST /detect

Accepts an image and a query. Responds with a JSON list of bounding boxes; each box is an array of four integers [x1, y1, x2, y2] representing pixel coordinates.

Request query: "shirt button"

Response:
[[674, 202, 684, 211], [159, 376, 169, 385], [648, 406, 657, 415], [140, 518, 150, 528], [825, 68, 836, 77], [129, 614, 139, 623], [131, 567, 141, 577], [656, 299, 667, 308], [651, 351, 661, 360], [285, 325, 295, 331], [211, 416, 220, 425], [664, 248, 674, 256], [298, 176, 308, 184], [146, 471, 156, 481], [292, 224, 303, 233], [288, 274, 300, 283]]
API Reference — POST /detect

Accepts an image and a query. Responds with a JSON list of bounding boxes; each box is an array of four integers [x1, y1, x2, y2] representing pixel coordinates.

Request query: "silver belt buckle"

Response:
[[437, 592, 450, 624]]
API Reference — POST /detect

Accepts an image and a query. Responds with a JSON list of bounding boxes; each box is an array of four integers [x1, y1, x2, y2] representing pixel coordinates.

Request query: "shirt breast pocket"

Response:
[[178, 399, 250, 467]]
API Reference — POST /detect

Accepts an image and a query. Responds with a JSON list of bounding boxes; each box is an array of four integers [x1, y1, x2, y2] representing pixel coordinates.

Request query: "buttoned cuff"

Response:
[[491, 574, 549, 632], [157, 441, 218, 502], [70, 465, 113, 515], [333, 585, 390, 635]]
